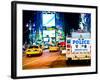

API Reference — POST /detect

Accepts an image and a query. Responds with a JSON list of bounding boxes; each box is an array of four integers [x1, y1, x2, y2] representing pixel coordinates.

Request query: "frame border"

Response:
[[11, 1, 98, 79]]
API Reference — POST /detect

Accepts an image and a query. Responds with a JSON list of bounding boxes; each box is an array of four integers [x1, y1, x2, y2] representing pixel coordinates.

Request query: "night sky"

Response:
[[62, 13, 80, 36], [23, 11, 35, 44]]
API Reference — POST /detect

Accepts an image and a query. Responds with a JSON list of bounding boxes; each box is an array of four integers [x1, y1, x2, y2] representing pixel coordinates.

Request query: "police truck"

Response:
[[66, 32, 91, 61]]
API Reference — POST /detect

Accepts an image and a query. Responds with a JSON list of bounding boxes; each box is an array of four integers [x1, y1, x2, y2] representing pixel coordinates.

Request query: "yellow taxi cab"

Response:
[[49, 45, 59, 52], [25, 45, 43, 57]]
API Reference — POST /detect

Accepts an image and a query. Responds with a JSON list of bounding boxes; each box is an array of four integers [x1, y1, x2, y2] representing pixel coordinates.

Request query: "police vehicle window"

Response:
[[76, 45, 78, 48], [82, 45, 84, 48], [84, 45, 87, 48]]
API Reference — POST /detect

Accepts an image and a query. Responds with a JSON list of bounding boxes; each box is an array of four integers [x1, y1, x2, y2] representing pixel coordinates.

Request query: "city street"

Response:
[[23, 49, 90, 70], [23, 50, 67, 69], [22, 11, 91, 70]]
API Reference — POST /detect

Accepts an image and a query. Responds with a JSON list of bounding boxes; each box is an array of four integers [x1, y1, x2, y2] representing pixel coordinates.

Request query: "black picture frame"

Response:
[[11, 1, 98, 79]]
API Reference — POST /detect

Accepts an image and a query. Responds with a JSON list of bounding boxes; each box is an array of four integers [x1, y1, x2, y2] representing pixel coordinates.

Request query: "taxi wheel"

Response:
[[41, 52, 43, 55], [27, 54, 31, 57]]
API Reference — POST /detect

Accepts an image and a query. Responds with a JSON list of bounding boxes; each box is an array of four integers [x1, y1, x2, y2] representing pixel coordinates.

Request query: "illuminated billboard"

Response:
[[43, 30, 55, 37], [43, 38, 49, 42], [42, 13, 55, 27]]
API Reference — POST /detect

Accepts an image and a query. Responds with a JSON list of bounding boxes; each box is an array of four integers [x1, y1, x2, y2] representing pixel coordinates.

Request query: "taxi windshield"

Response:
[[29, 46, 38, 48]]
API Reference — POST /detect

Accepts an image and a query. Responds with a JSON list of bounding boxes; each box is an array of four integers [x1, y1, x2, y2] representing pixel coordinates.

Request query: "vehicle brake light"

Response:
[[67, 45, 71, 48]]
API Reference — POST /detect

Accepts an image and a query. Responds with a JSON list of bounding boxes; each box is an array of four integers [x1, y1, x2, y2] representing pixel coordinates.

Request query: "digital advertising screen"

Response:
[[42, 13, 55, 27], [43, 30, 55, 37]]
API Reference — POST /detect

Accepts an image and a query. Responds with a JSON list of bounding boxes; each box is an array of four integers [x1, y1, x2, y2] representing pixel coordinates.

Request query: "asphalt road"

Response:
[[23, 50, 66, 69], [22, 50, 91, 70]]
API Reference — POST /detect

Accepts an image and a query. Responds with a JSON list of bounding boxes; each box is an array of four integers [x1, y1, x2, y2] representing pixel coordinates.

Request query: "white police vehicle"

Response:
[[66, 32, 91, 61]]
